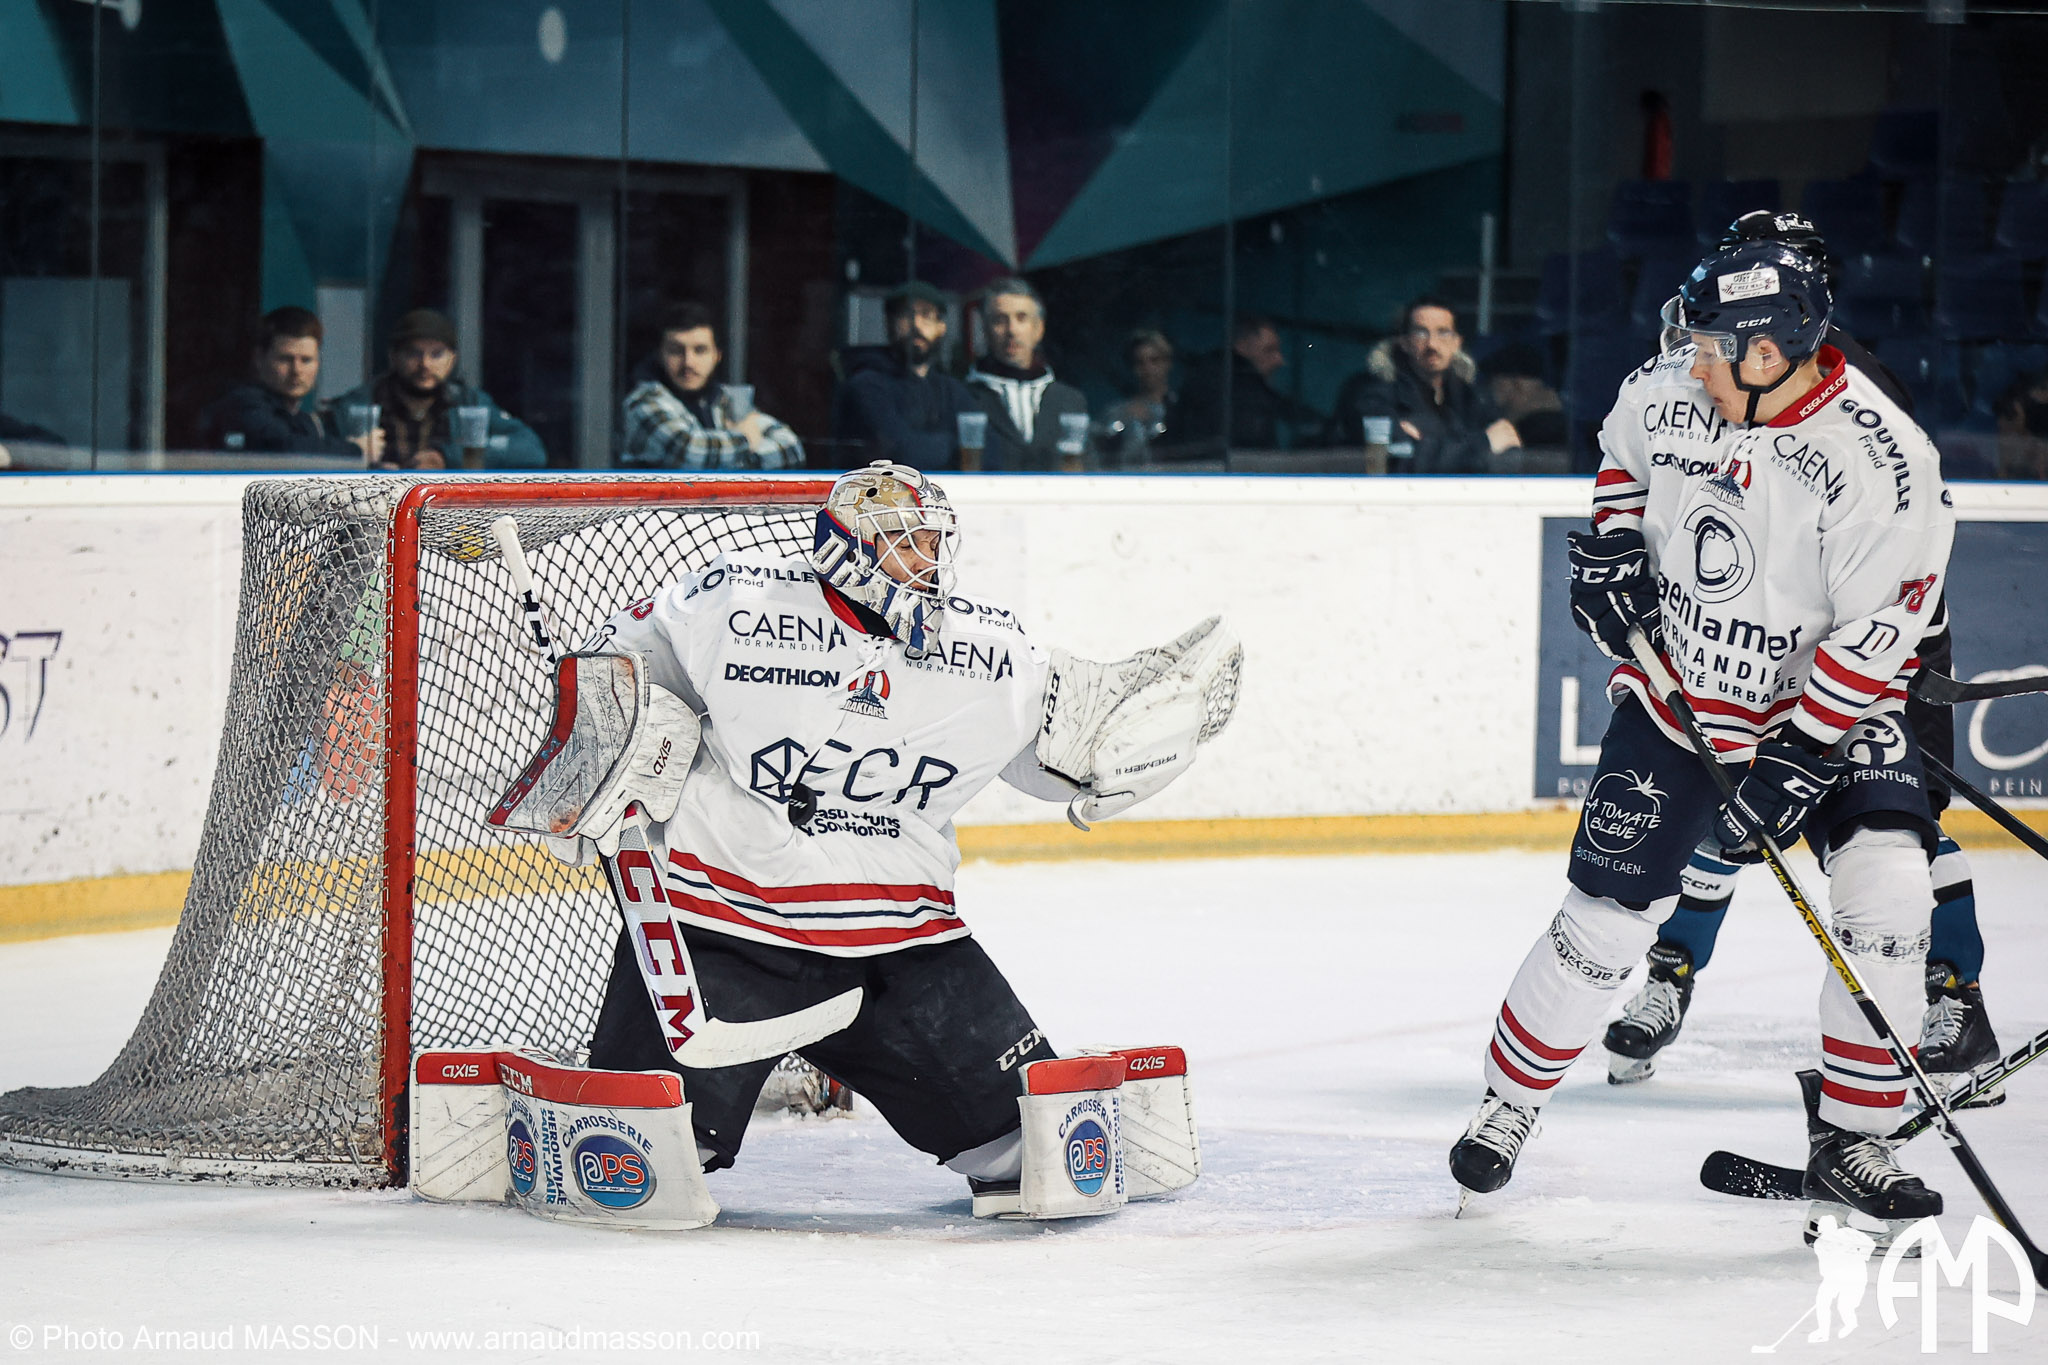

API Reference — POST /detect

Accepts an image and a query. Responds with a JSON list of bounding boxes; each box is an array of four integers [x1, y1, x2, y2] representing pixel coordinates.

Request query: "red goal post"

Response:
[[0, 474, 833, 1188]]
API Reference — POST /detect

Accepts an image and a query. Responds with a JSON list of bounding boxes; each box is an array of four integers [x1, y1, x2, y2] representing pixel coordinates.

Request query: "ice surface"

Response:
[[4, 850, 2042, 1362]]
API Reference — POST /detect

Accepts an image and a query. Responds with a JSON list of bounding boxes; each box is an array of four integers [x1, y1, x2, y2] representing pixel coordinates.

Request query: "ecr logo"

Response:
[[572, 1132, 654, 1209]]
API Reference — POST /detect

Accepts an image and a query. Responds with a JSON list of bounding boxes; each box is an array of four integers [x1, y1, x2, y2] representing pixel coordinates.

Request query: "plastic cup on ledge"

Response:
[[956, 411, 988, 472], [1361, 414, 1393, 476], [724, 385, 756, 421], [1057, 411, 1090, 471], [452, 405, 491, 471], [341, 402, 381, 467]]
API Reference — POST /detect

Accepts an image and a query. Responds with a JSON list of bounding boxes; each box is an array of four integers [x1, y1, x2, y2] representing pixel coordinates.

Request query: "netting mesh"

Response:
[[0, 476, 818, 1186]]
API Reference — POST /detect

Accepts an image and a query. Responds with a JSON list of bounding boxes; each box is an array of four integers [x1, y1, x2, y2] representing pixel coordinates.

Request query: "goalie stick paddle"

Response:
[[1626, 631, 2048, 1289], [1909, 665, 2048, 706], [488, 516, 862, 1069], [1703, 1025, 2048, 1202]]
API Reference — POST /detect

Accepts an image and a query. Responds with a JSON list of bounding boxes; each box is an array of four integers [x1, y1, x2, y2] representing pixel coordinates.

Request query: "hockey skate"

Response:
[[1449, 1091, 1540, 1212], [1794, 1067, 1939, 1251], [1921, 962, 2004, 1109], [1603, 942, 1693, 1084]]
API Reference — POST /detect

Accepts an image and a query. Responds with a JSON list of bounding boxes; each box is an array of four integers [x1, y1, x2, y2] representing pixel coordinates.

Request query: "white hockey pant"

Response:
[[1816, 828, 1933, 1133], [1483, 887, 1674, 1107]]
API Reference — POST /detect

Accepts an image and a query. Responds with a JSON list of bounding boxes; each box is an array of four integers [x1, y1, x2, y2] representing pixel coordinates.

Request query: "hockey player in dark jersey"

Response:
[[1601, 213, 2003, 1101]]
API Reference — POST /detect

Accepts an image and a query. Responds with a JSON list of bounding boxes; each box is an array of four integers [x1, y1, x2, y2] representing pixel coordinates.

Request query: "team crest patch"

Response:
[[1704, 456, 1751, 508], [1582, 769, 1665, 854], [842, 669, 890, 718]]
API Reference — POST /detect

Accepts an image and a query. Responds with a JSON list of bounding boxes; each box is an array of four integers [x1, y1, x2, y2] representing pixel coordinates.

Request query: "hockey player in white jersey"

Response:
[[501, 461, 1236, 1218], [1449, 241, 1956, 1230]]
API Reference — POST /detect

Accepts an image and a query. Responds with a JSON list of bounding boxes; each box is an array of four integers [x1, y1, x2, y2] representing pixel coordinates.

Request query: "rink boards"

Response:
[[4, 474, 2047, 930]]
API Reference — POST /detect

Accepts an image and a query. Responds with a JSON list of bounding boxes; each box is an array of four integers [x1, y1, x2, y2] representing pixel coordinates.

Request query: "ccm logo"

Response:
[[501, 1067, 536, 1096], [1127, 1055, 1167, 1073]]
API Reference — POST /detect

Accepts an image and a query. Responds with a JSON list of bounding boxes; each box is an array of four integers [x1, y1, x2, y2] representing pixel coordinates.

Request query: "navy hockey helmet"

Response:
[[1658, 240, 1832, 376], [1716, 210, 1840, 289]]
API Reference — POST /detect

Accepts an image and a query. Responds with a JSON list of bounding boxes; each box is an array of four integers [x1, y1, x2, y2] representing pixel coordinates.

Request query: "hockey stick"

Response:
[[1910, 665, 2048, 706], [490, 516, 862, 1068], [1704, 1025, 2048, 1201], [1923, 749, 2048, 862], [1626, 631, 2048, 1288]]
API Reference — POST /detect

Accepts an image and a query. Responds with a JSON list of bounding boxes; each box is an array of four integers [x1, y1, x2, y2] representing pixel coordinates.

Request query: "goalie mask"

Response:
[[809, 460, 957, 657]]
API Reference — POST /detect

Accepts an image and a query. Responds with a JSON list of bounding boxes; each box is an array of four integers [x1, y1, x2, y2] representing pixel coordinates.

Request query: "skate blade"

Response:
[[1607, 1052, 1656, 1085], [1802, 1200, 1921, 1257], [1456, 1187, 1478, 1218]]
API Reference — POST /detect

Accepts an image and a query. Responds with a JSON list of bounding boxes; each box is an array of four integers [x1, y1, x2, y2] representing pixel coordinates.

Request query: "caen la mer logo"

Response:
[[842, 669, 890, 719], [1582, 769, 1665, 853]]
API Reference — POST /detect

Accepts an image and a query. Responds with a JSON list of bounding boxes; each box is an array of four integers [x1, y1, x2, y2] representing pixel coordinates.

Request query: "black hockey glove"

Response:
[[1566, 527, 1660, 662], [1712, 735, 1846, 861]]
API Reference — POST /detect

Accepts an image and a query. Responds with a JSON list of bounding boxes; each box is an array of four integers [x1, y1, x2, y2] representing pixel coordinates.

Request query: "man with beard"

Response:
[[330, 309, 546, 470], [832, 282, 974, 470], [963, 278, 1088, 470], [620, 302, 803, 469]]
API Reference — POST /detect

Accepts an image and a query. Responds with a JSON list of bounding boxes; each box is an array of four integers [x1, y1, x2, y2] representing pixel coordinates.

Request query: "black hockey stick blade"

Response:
[[1704, 1029, 2048, 1206], [1924, 751, 2048, 862], [1911, 667, 2048, 705], [1700, 1147, 1804, 1201]]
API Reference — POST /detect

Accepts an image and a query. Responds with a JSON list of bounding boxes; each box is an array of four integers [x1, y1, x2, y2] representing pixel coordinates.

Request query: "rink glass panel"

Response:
[[0, 476, 825, 1186]]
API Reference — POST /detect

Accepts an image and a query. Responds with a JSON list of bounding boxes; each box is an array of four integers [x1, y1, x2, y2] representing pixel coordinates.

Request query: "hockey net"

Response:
[[0, 475, 829, 1187]]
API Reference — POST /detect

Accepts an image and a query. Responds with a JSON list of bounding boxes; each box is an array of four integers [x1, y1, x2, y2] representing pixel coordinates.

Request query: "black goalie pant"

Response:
[[587, 924, 1057, 1172]]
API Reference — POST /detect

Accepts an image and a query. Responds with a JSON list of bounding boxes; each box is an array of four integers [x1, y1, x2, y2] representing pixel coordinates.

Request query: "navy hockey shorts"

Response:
[[586, 925, 1057, 1171], [1569, 699, 1937, 905]]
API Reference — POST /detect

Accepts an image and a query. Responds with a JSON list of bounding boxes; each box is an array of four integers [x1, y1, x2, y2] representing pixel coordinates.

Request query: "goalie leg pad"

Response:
[[410, 1048, 719, 1231], [1112, 1046, 1199, 1198], [1002, 1055, 1128, 1220]]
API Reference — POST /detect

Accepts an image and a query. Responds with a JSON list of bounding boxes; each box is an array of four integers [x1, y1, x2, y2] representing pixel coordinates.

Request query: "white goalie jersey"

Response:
[[593, 552, 1055, 956], [1593, 345, 1955, 760]]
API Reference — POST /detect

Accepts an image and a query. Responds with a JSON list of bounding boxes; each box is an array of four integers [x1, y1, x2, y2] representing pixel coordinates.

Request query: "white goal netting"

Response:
[[0, 476, 822, 1186]]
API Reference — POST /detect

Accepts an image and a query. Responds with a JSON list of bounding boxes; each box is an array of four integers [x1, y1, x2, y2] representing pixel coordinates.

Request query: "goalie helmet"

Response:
[[808, 460, 958, 657]]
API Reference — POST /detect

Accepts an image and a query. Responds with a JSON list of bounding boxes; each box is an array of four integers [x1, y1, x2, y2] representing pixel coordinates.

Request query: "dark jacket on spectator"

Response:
[[1172, 351, 1321, 456], [199, 383, 360, 458], [1329, 340, 1500, 474], [327, 374, 547, 470], [831, 346, 974, 471], [963, 359, 1090, 470], [0, 411, 68, 447]]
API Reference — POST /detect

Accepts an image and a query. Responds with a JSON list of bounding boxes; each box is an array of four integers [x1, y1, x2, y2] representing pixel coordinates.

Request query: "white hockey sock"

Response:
[[1483, 887, 1670, 1107], [1816, 829, 1933, 1133]]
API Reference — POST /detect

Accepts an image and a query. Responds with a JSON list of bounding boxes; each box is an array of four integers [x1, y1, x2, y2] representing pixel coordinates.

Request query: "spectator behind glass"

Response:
[[1483, 344, 1568, 449], [198, 306, 378, 461], [619, 302, 803, 469], [1997, 367, 2048, 479], [1172, 316, 1324, 456], [1327, 298, 1519, 474], [1104, 329, 1180, 463], [329, 310, 546, 470], [831, 281, 975, 470], [963, 278, 1089, 470]]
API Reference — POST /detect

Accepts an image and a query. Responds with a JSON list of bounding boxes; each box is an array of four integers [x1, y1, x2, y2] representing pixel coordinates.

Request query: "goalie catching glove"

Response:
[[1037, 616, 1242, 830], [487, 651, 701, 864]]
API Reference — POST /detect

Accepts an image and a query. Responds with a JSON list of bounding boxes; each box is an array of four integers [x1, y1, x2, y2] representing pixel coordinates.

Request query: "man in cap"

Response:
[[330, 309, 546, 470]]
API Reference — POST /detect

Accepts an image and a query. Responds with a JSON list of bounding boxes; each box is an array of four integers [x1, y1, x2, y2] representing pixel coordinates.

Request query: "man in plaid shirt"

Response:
[[620, 303, 804, 469]]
